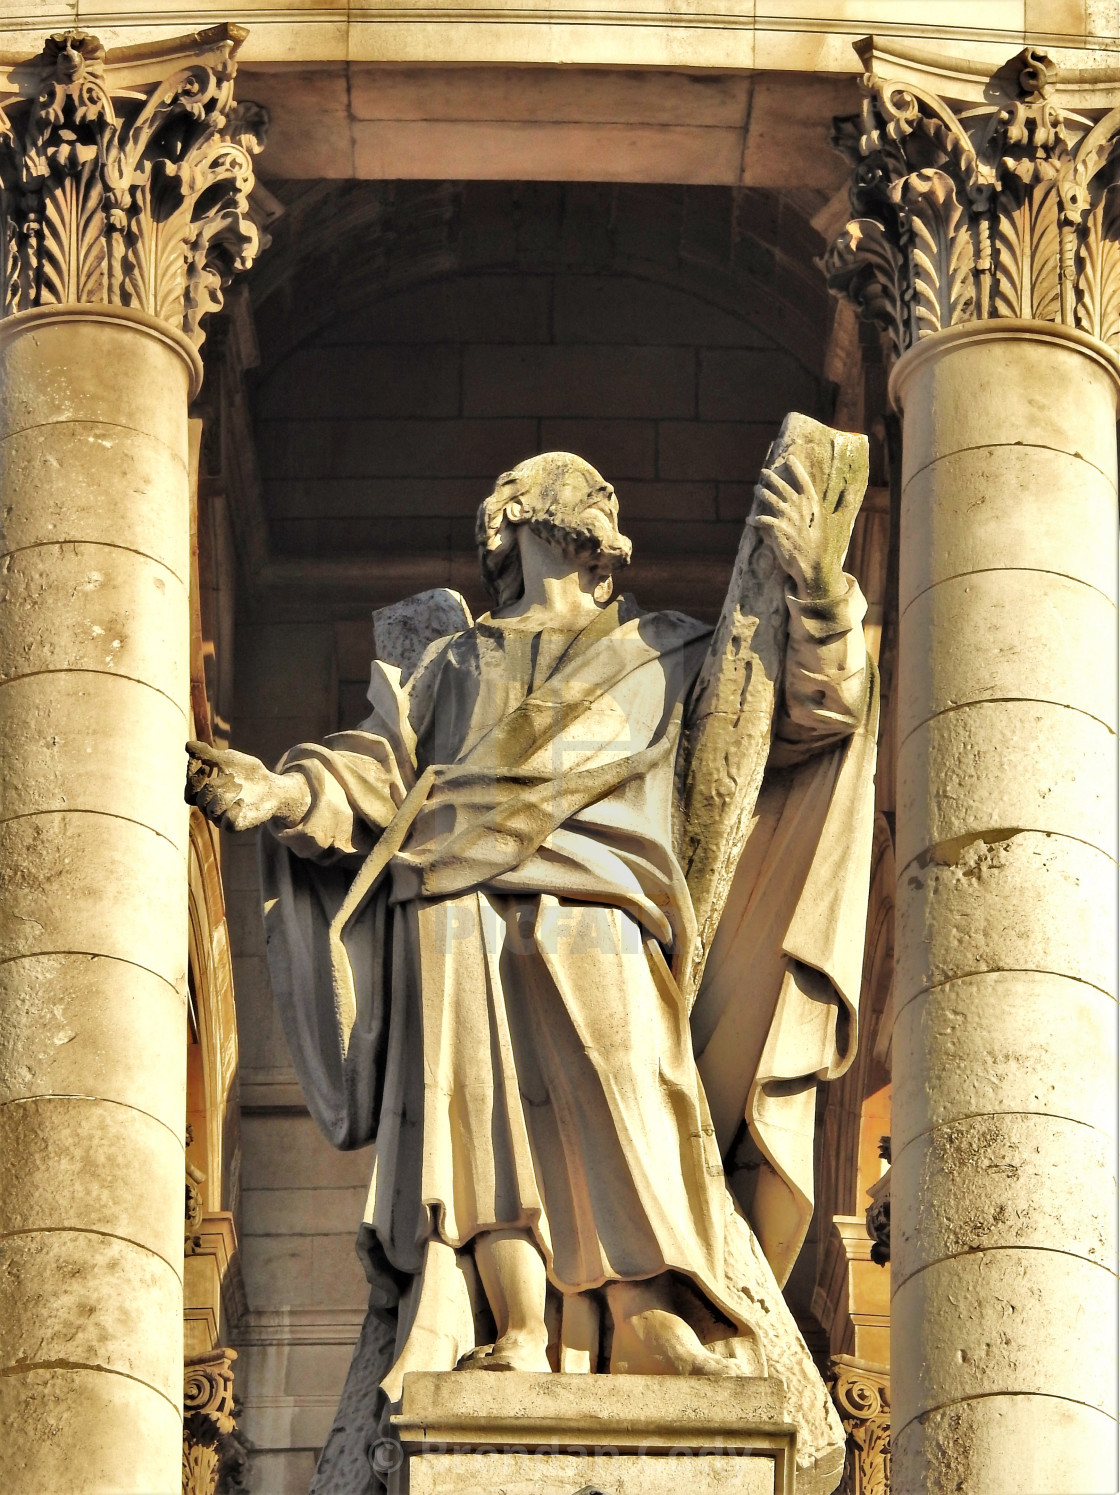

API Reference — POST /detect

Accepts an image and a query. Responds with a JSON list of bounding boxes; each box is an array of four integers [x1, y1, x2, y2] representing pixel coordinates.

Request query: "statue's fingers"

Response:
[[750, 490, 783, 526], [783, 454, 817, 503], [186, 738, 223, 767], [748, 513, 793, 544], [185, 758, 216, 792], [756, 468, 796, 505], [195, 781, 236, 821], [221, 801, 247, 833]]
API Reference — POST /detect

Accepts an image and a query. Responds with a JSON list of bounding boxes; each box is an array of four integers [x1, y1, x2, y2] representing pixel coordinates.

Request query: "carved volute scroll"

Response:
[[0, 26, 267, 347], [829, 1357, 891, 1495], [825, 42, 1120, 357], [183, 1347, 247, 1495]]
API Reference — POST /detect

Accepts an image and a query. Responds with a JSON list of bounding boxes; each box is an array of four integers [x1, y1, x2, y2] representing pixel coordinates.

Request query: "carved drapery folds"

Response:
[[183, 1348, 247, 1495], [0, 26, 266, 347], [830, 1357, 890, 1495], [825, 43, 1120, 357]]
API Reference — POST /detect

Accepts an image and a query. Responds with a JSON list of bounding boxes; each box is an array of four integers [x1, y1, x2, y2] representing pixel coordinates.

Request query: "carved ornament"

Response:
[[830, 1356, 890, 1495], [183, 1347, 247, 1495], [865, 1163, 890, 1268], [825, 43, 1120, 358], [0, 26, 266, 348]]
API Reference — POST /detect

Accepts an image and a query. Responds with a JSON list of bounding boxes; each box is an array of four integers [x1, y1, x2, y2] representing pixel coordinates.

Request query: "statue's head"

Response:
[[476, 451, 633, 609]]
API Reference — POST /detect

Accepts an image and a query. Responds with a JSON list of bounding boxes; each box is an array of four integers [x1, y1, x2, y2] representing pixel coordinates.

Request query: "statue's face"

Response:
[[477, 452, 632, 606], [506, 463, 625, 562], [540, 471, 624, 560]]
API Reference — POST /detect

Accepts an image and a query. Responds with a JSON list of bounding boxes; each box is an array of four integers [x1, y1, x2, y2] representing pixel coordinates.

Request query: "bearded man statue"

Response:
[[187, 433, 877, 1494]]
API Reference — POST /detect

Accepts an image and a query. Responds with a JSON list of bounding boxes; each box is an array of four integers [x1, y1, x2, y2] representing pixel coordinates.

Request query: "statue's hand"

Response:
[[185, 741, 310, 832], [750, 453, 856, 601]]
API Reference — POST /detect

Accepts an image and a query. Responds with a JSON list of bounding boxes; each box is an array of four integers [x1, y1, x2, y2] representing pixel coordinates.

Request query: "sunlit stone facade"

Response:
[[0, 7, 1115, 1494]]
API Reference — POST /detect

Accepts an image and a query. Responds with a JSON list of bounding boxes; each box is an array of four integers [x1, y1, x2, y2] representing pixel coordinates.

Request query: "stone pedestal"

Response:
[[390, 1373, 804, 1495]]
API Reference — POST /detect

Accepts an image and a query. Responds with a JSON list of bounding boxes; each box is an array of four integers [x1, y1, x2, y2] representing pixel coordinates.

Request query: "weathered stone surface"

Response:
[[678, 409, 868, 1003], [891, 1248, 1117, 1422], [0, 542, 187, 693], [899, 444, 1117, 605], [0, 953, 185, 1126], [394, 1372, 800, 1495], [898, 571, 1118, 733], [407, 1452, 777, 1494], [894, 332, 1120, 489], [0, 1367, 182, 1495], [891, 1112, 1117, 1282], [0, 672, 188, 845], [0, 421, 189, 580], [0, 1097, 185, 1273], [0, 813, 188, 984], [892, 1394, 1119, 1495], [891, 972, 1117, 1148], [0, 314, 194, 447], [895, 829, 1116, 1001], [896, 700, 1117, 867], [372, 587, 472, 682], [0, 1230, 183, 1404]]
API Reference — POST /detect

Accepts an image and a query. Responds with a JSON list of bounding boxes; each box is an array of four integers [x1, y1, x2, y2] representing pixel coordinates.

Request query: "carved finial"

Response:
[[1016, 47, 1058, 103], [0, 29, 268, 350], [824, 47, 1120, 357]]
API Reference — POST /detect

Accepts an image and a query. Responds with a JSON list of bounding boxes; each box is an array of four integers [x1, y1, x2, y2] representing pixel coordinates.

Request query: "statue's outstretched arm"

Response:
[[185, 740, 312, 833]]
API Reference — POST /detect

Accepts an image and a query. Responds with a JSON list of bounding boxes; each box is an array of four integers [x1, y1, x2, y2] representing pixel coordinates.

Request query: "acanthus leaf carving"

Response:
[[1077, 184, 1120, 345], [826, 45, 1120, 358], [899, 169, 976, 343], [0, 27, 267, 350]]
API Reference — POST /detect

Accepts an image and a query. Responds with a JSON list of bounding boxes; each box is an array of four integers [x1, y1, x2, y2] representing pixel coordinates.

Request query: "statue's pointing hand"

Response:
[[750, 453, 856, 602], [185, 741, 311, 833]]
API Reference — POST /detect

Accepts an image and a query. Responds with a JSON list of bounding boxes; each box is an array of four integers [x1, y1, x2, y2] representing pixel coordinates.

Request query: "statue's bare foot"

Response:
[[609, 1306, 747, 1377], [458, 1333, 551, 1373]]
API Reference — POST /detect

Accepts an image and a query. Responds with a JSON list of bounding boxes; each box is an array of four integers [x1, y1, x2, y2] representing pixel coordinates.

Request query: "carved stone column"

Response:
[[827, 43, 1119, 1495], [0, 29, 263, 1493]]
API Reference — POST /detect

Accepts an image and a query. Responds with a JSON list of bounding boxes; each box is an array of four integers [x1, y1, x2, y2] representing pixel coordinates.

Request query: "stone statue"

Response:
[[186, 418, 878, 1492]]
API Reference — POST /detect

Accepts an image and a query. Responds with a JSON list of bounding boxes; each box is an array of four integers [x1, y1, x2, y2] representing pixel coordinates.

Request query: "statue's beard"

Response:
[[527, 504, 632, 578]]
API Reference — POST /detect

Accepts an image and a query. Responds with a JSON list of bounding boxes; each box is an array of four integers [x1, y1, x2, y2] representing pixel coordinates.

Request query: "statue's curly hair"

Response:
[[475, 452, 632, 609]]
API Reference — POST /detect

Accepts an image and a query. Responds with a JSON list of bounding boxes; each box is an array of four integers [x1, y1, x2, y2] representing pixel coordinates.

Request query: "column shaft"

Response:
[[890, 321, 1119, 1495], [0, 308, 202, 1495]]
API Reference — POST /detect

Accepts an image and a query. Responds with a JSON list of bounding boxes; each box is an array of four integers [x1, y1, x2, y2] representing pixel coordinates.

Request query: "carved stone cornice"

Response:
[[183, 1347, 247, 1495], [829, 1356, 890, 1495], [825, 41, 1120, 360], [0, 26, 266, 349]]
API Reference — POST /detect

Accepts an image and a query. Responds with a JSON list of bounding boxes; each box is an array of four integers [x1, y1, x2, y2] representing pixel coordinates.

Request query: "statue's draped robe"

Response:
[[261, 583, 874, 1489]]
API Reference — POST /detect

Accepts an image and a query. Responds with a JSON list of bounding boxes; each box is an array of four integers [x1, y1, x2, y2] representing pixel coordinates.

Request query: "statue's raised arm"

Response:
[[676, 411, 871, 1006], [679, 413, 878, 1291]]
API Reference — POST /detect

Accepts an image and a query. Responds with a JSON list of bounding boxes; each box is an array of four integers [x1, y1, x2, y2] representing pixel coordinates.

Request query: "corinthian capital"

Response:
[[824, 41, 1120, 359], [0, 25, 267, 348]]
